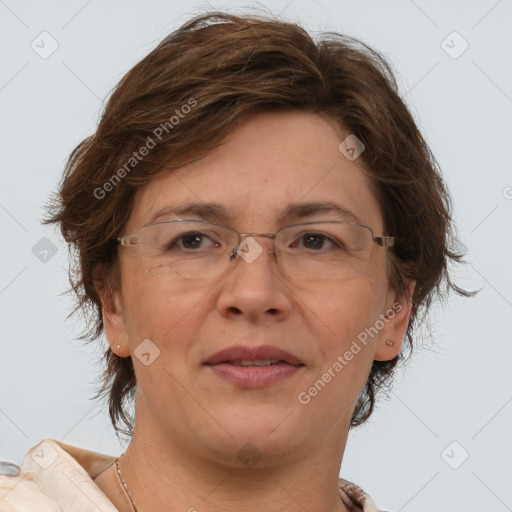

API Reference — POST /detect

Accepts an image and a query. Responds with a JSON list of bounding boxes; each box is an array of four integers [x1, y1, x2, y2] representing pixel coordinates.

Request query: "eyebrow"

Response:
[[147, 201, 363, 226]]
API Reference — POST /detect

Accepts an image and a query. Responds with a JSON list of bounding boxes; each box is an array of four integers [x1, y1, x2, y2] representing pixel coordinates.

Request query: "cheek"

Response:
[[298, 279, 386, 387], [293, 284, 382, 425], [119, 257, 207, 347], [298, 277, 385, 342]]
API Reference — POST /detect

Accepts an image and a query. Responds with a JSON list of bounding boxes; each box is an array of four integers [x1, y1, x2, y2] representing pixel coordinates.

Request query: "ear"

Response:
[[96, 281, 131, 358], [374, 280, 416, 362]]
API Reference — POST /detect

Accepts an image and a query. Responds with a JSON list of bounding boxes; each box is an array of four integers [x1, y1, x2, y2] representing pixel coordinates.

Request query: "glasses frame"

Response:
[[115, 218, 395, 280]]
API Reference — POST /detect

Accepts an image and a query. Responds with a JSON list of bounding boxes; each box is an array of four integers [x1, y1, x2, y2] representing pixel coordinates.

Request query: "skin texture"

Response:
[[95, 111, 414, 512]]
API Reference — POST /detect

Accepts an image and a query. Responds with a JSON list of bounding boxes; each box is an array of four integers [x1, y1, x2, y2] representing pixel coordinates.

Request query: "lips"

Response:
[[204, 345, 305, 388], [204, 345, 304, 367]]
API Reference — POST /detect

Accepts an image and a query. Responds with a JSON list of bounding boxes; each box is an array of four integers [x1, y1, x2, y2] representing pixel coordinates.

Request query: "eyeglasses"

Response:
[[116, 219, 395, 281]]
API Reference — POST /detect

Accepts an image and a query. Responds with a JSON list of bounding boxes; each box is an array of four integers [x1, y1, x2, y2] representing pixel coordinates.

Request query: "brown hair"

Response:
[[45, 12, 471, 436]]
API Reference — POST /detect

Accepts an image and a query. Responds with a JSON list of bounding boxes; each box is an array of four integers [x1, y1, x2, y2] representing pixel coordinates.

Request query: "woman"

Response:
[[0, 12, 469, 512]]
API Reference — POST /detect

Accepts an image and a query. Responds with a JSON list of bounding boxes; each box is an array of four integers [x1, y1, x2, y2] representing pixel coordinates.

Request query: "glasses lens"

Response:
[[137, 220, 238, 279], [276, 222, 373, 280]]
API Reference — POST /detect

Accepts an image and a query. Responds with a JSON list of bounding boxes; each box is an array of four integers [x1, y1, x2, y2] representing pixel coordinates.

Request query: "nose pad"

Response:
[[229, 236, 277, 265]]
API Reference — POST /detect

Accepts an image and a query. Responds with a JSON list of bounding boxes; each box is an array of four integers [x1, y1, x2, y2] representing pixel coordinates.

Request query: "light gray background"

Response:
[[1, 1, 511, 511]]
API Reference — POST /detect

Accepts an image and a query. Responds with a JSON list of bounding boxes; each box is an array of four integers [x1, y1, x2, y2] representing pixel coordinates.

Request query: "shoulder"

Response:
[[0, 449, 63, 512], [0, 439, 118, 512]]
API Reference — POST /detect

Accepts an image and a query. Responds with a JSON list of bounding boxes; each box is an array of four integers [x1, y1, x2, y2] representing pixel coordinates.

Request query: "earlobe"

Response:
[[374, 280, 415, 361]]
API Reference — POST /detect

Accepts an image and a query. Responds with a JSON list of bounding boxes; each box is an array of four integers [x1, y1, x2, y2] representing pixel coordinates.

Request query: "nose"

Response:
[[215, 235, 293, 322]]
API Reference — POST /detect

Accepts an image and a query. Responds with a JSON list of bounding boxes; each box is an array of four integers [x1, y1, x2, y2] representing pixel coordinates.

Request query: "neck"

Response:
[[118, 409, 353, 512]]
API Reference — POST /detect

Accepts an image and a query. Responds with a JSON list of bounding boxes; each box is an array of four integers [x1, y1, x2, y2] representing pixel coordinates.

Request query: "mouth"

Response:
[[204, 345, 305, 388], [204, 344, 304, 366], [225, 359, 290, 367]]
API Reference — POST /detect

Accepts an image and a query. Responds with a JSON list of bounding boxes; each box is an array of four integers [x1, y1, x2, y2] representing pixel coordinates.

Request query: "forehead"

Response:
[[127, 111, 383, 233]]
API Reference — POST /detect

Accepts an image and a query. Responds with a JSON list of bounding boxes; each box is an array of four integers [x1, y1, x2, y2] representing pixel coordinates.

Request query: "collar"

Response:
[[1, 439, 382, 512]]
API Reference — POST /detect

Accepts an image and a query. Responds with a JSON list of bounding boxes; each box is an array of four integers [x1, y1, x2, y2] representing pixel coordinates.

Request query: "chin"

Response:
[[196, 407, 307, 458]]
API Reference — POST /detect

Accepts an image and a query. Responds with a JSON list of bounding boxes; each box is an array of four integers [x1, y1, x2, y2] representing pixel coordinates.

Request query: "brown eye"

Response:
[[293, 232, 339, 251], [180, 233, 205, 249], [302, 233, 326, 250], [166, 231, 221, 251]]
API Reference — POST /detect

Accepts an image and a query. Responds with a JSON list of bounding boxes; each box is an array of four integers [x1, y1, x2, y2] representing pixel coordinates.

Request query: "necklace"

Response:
[[115, 456, 139, 512], [114, 455, 347, 512]]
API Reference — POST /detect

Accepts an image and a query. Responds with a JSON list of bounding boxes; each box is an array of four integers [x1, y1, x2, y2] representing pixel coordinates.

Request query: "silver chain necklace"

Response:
[[114, 455, 347, 512], [115, 457, 139, 512]]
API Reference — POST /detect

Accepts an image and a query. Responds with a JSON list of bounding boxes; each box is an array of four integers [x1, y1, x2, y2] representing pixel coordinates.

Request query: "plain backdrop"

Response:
[[1, 1, 511, 511]]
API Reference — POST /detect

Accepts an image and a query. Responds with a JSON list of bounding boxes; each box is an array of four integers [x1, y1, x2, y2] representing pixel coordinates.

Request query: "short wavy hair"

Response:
[[45, 12, 471, 436]]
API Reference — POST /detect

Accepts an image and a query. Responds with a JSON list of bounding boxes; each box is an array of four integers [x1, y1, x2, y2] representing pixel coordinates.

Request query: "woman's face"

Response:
[[104, 111, 412, 465]]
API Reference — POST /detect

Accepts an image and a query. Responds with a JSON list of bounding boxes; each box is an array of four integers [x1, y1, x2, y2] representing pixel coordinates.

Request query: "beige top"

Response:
[[0, 439, 384, 511]]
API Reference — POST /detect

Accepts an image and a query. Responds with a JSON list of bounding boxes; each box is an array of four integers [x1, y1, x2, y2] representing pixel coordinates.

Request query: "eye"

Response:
[[167, 231, 221, 251], [293, 232, 340, 251]]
